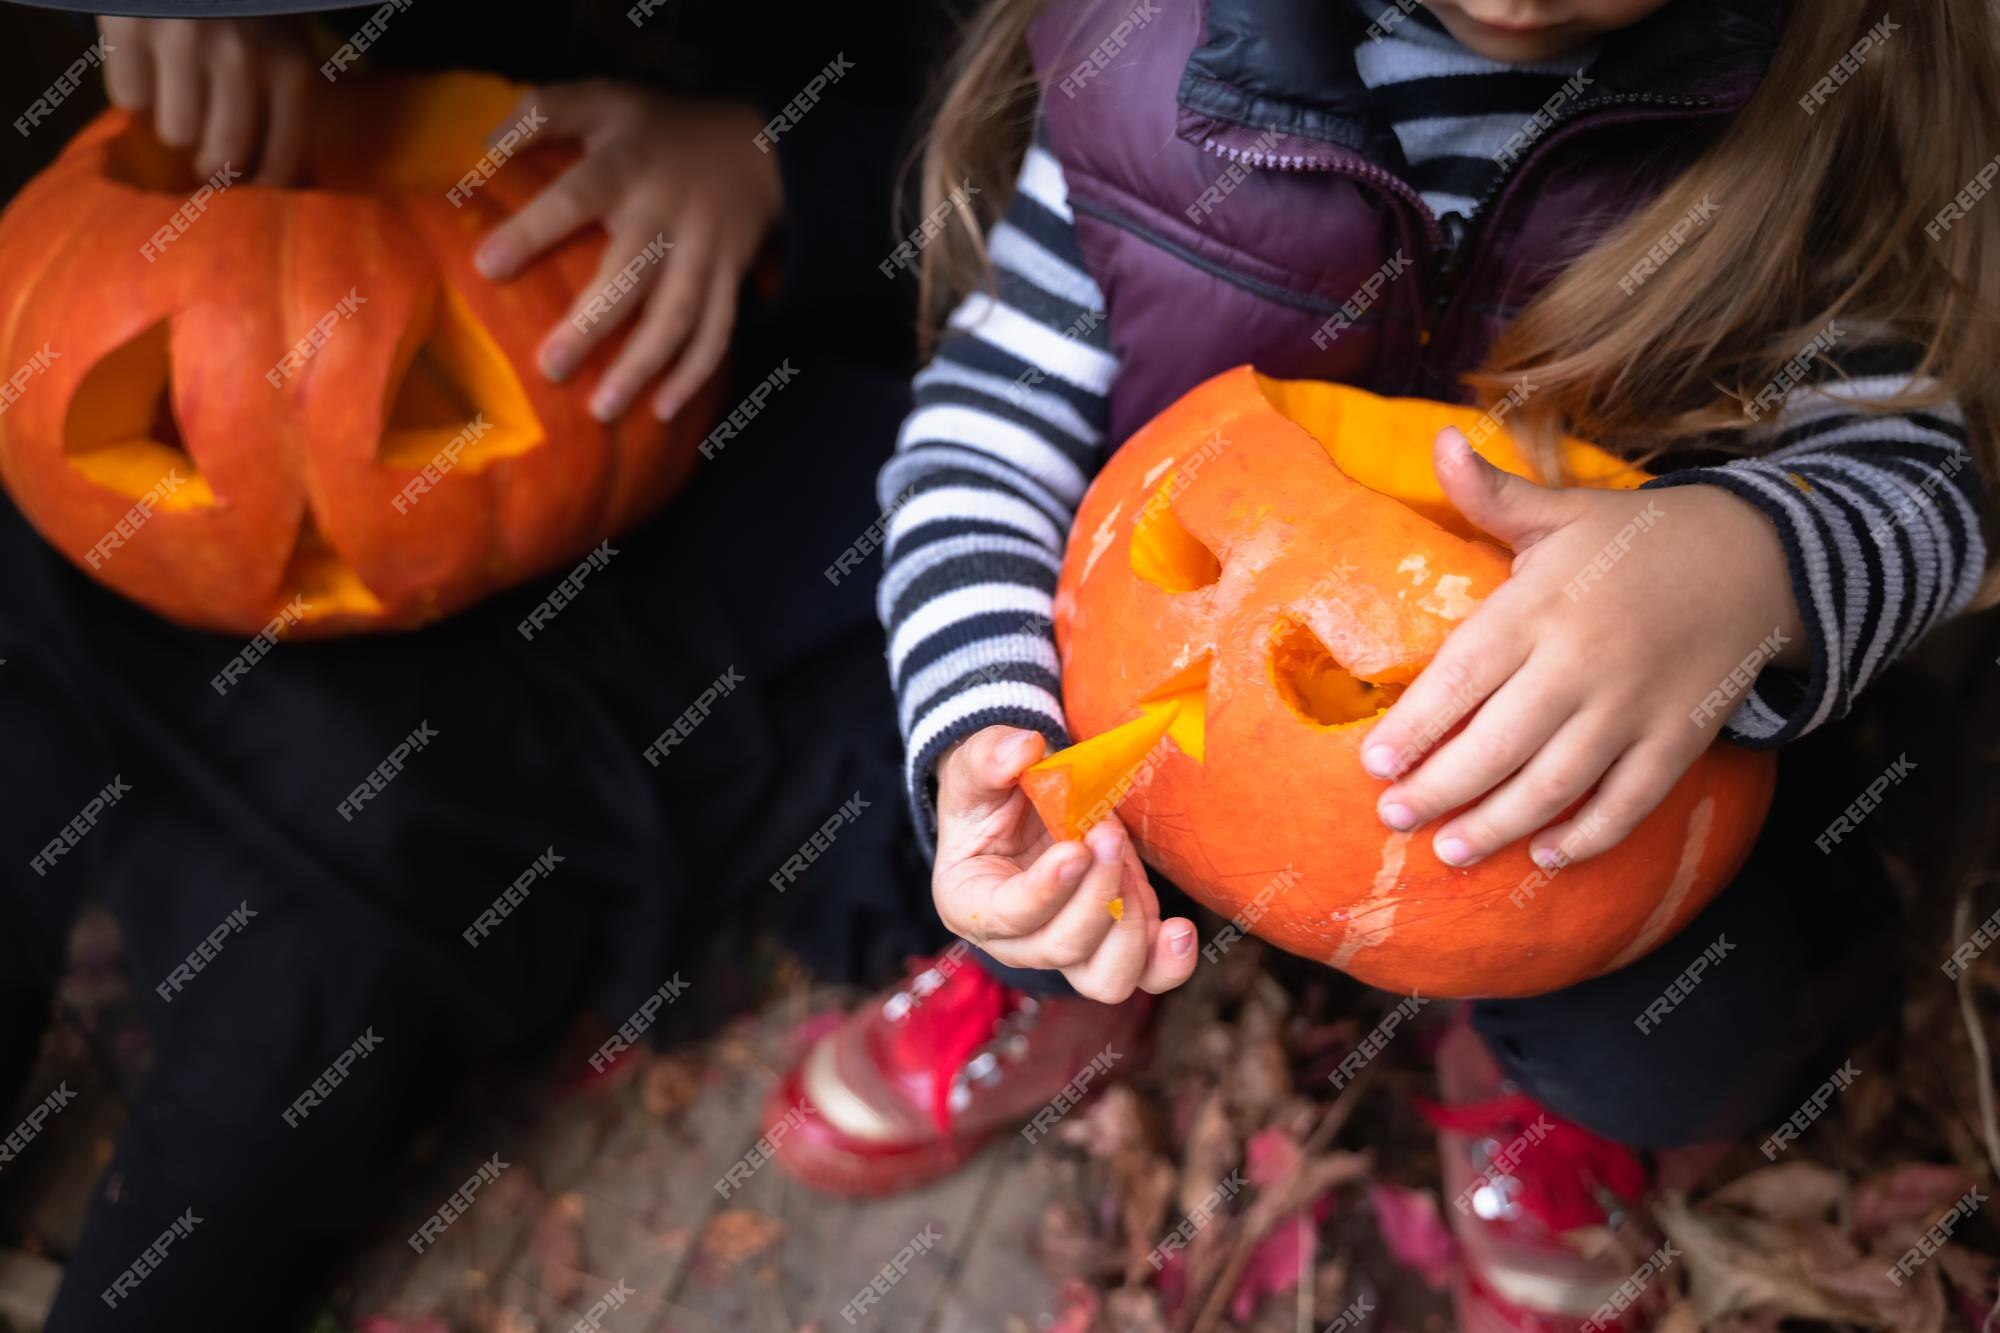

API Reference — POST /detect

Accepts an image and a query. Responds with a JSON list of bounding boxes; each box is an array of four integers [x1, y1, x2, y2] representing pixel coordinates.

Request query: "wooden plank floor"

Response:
[[0, 969, 1074, 1333], [328, 991, 1071, 1333]]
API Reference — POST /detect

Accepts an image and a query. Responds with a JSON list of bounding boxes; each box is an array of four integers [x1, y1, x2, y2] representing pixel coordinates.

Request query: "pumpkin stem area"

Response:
[[101, 73, 527, 197], [1270, 620, 1402, 727]]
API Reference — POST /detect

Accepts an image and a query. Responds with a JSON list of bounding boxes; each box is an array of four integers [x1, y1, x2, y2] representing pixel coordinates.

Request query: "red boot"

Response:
[[763, 948, 1153, 1196], [1421, 1018, 1666, 1333]]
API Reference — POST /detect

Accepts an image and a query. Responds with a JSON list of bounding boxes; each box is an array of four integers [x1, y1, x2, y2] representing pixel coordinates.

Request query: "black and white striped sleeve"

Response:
[[877, 138, 1117, 851], [1645, 350, 1986, 746]]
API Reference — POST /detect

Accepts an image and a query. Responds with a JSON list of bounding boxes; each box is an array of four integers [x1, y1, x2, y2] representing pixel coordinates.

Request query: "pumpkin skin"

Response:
[[0, 72, 722, 637], [1021, 367, 1777, 999]]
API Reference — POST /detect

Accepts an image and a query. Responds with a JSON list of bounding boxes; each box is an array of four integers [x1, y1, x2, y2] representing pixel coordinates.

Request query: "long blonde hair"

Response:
[[912, 0, 2000, 598]]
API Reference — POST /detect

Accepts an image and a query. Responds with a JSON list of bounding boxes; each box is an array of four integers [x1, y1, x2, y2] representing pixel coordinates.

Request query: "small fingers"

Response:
[[1427, 711, 1625, 866], [937, 841, 1088, 945], [474, 157, 609, 281], [1363, 614, 1526, 781], [254, 59, 309, 185], [651, 265, 737, 421], [1377, 661, 1572, 841], [587, 231, 702, 418], [1052, 824, 1149, 1001], [150, 22, 207, 149], [1135, 913, 1198, 994], [536, 225, 662, 381], [1529, 737, 1688, 869], [100, 20, 157, 112], [195, 38, 259, 180], [936, 727, 1045, 829]]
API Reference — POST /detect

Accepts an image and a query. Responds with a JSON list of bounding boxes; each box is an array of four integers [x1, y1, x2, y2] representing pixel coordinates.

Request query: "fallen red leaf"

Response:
[[1369, 1182, 1458, 1289]]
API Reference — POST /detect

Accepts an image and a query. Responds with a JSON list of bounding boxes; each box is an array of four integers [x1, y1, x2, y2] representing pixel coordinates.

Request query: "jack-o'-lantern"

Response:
[[1022, 367, 1776, 999], [0, 72, 722, 637]]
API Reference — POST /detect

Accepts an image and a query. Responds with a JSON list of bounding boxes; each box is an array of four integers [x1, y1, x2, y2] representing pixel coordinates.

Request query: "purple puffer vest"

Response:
[[1028, 0, 1786, 443]]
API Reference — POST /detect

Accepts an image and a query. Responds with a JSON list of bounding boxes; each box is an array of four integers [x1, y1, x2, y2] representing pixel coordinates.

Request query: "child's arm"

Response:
[[880, 139, 1199, 1001], [1364, 348, 1983, 871], [880, 136, 1117, 851], [1642, 350, 1982, 743]]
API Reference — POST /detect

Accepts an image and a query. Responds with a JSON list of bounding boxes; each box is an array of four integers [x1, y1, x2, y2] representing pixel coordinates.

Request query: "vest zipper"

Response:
[[1174, 92, 1720, 349], [1422, 92, 1716, 325]]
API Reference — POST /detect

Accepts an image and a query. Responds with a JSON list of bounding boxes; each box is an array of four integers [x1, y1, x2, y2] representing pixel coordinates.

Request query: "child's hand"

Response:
[[1362, 427, 1806, 871], [98, 17, 314, 184], [472, 82, 782, 424], [932, 726, 1199, 1004]]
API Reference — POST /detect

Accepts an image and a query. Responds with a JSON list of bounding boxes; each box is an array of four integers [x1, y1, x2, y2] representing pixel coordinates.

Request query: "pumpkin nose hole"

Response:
[[64, 320, 216, 509], [1130, 480, 1220, 592], [1271, 621, 1402, 727]]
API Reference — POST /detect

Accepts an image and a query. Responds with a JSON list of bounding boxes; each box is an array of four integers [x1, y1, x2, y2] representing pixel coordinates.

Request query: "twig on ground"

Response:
[[1183, 1061, 1381, 1333]]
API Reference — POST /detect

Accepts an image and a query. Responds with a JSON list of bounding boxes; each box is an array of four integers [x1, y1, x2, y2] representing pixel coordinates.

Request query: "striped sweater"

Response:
[[878, 143, 1985, 848]]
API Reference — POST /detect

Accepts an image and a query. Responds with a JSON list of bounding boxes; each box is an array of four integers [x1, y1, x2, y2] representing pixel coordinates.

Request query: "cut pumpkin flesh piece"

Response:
[[1023, 690, 1202, 842]]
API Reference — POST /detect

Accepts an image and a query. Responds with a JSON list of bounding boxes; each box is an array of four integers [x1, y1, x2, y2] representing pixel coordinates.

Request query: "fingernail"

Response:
[[589, 383, 625, 421], [1379, 801, 1417, 832], [1531, 845, 1562, 871], [1086, 822, 1122, 864], [653, 395, 679, 423], [474, 238, 514, 279], [1435, 836, 1473, 867], [1057, 849, 1088, 888], [1169, 925, 1195, 957], [996, 732, 1033, 767], [1362, 744, 1401, 779], [540, 336, 579, 381]]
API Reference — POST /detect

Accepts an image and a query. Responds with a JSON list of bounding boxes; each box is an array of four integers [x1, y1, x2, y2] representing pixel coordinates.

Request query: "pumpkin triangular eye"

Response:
[[64, 320, 215, 508], [379, 286, 544, 472], [1129, 472, 1221, 591]]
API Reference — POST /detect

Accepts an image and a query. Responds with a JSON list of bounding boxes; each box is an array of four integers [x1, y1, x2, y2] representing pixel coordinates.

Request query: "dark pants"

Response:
[[0, 340, 936, 1329], [1468, 738, 1895, 1149]]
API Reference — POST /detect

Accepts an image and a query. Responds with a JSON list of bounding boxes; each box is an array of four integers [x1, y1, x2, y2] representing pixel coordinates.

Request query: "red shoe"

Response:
[[1420, 1017, 1661, 1333], [762, 948, 1153, 1196]]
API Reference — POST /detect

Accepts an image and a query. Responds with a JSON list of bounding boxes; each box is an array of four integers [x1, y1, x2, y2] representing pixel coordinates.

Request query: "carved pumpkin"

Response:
[[0, 72, 721, 637], [1022, 367, 1776, 999]]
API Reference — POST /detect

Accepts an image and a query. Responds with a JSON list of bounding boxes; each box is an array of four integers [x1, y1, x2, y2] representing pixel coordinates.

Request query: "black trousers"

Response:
[[1, 340, 940, 1329]]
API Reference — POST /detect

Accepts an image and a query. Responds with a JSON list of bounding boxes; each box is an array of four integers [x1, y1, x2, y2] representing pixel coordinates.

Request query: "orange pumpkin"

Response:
[[1021, 367, 1776, 999], [0, 73, 722, 637]]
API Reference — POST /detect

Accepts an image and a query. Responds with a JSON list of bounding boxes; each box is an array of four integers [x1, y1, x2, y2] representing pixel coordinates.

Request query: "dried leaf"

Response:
[[638, 1054, 701, 1120], [1042, 1278, 1101, 1333], [1708, 1161, 1847, 1223], [1033, 1198, 1103, 1280], [1227, 996, 1291, 1118], [1656, 1193, 1885, 1326], [1851, 1162, 1976, 1241], [1177, 1090, 1238, 1214], [696, 1208, 785, 1276], [1058, 1083, 1151, 1161], [1368, 1183, 1457, 1290], [530, 1191, 587, 1304], [1100, 1282, 1170, 1333], [1229, 1208, 1318, 1323]]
